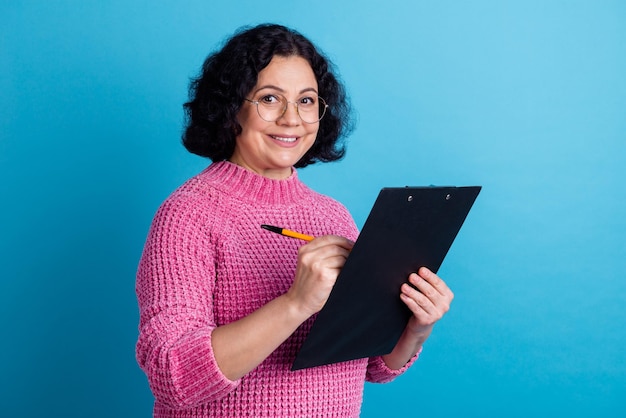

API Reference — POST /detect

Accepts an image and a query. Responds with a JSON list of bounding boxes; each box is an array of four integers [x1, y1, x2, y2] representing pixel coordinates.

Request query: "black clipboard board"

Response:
[[292, 186, 481, 370]]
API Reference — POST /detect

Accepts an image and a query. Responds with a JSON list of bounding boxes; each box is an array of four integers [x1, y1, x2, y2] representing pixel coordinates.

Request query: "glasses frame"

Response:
[[244, 94, 328, 124]]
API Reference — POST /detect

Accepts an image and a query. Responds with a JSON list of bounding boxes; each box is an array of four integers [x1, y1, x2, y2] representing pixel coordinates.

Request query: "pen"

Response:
[[261, 224, 315, 242]]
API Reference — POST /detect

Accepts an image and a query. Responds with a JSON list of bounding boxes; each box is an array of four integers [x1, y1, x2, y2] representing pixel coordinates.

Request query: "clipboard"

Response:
[[291, 186, 481, 370]]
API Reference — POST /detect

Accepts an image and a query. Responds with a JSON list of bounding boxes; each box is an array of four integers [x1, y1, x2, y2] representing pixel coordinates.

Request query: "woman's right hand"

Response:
[[210, 234, 353, 381], [286, 235, 354, 318]]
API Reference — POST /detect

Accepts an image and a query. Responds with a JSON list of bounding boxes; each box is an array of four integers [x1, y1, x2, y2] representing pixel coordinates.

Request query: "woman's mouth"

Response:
[[270, 135, 298, 143]]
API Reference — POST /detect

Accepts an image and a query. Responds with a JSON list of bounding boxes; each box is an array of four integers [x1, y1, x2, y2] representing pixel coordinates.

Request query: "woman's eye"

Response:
[[260, 95, 280, 104], [300, 97, 316, 106]]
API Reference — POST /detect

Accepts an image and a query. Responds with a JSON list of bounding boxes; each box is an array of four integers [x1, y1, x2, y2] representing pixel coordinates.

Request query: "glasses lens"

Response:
[[256, 94, 286, 122], [254, 94, 327, 123], [299, 96, 327, 124]]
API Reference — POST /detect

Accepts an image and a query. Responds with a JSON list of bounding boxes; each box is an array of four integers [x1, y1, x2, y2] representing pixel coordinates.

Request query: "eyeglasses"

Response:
[[244, 93, 328, 124]]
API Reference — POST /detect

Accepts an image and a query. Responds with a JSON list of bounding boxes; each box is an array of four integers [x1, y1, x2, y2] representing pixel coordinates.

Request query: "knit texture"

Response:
[[136, 161, 416, 417]]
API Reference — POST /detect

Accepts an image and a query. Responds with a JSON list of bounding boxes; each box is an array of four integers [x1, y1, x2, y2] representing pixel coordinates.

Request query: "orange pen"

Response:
[[261, 224, 315, 242]]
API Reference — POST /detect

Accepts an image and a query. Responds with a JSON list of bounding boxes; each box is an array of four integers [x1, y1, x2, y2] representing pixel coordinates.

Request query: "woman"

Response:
[[136, 23, 453, 417]]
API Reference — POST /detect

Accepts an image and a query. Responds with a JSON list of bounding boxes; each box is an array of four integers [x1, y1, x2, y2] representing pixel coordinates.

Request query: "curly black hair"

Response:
[[182, 24, 354, 167]]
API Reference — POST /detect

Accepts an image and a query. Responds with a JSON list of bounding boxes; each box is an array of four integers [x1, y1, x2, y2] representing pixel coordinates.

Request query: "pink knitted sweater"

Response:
[[136, 161, 416, 417]]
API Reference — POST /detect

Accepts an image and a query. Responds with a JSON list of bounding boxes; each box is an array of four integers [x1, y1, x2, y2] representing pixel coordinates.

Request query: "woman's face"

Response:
[[230, 55, 320, 179]]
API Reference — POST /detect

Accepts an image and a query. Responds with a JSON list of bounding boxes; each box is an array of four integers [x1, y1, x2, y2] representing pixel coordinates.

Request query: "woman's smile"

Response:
[[270, 135, 298, 144]]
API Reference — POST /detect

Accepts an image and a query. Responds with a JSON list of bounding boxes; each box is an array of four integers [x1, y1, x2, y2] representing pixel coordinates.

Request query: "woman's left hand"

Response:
[[382, 267, 453, 369], [400, 266, 454, 340]]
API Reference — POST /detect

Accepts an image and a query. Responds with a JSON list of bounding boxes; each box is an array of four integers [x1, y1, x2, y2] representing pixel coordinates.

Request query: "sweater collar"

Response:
[[199, 161, 311, 205]]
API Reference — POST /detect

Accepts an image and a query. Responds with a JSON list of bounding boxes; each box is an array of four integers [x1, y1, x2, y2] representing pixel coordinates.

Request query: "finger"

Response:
[[401, 284, 451, 325], [401, 282, 437, 316], [418, 267, 453, 299], [400, 290, 421, 313], [401, 289, 439, 322], [297, 246, 351, 282], [299, 237, 353, 264], [318, 254, 352, 270], [308, 234, 355, 251], [406, 273, 452, 316], [408, 273, 440, 302]]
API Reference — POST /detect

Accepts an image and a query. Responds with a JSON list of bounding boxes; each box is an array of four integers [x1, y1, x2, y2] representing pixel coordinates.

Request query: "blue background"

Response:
[[1, 1, 624, 417]]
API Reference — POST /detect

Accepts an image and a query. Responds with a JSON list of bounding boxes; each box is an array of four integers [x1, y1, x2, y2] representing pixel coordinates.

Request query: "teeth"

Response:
[[272, 136, 297, 143]]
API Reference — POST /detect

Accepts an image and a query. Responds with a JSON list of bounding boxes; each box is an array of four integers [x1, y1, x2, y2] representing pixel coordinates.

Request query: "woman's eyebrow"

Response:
[[253, 85, 319, 95]]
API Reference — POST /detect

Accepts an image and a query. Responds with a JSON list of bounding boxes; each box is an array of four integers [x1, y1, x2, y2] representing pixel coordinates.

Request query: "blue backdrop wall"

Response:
[[1, 1, 624, 417]]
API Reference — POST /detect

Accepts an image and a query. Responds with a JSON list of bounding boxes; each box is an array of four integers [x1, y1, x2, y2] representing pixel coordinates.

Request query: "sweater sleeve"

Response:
[[135, 193, 239, 408], [365, 349, 421, 383]]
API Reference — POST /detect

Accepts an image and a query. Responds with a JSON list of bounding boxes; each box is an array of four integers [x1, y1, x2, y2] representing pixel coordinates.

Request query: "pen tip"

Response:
[[260, 224, 281, 233]]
